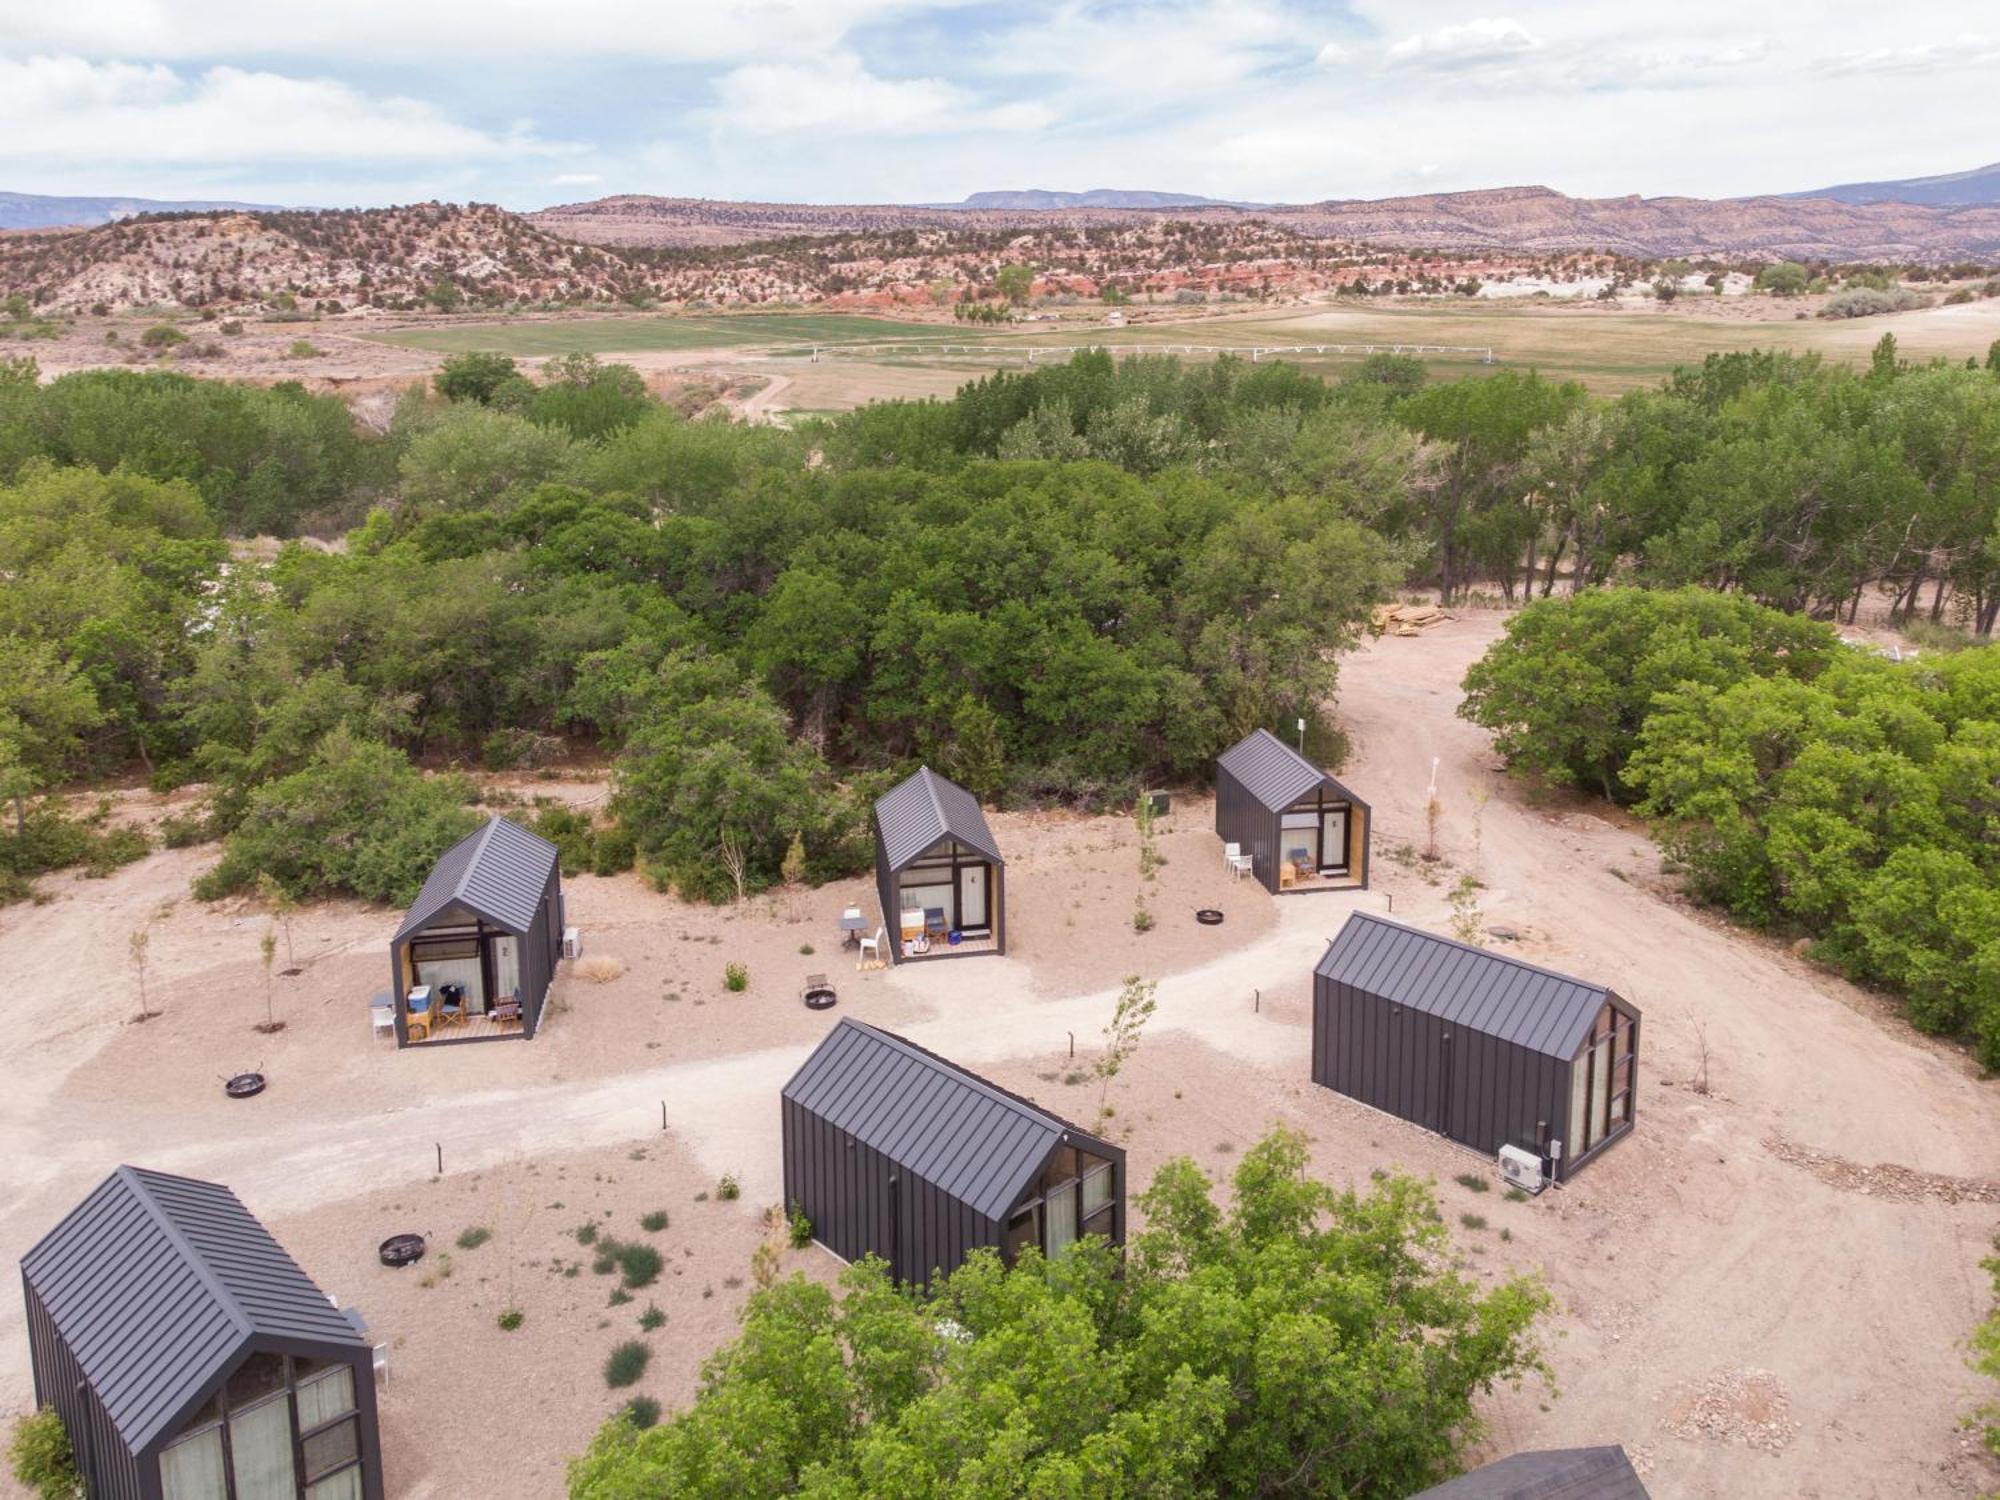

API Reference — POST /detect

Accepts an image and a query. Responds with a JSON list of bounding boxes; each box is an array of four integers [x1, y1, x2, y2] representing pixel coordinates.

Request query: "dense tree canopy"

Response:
[[567, 1130, 1548, 1500], [1463, 590, 2000, 1065], [6, 341, 2000, 907]]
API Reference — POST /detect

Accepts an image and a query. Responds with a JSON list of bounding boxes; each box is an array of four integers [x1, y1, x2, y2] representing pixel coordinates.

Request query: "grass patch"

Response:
[[640, 1209, 670, 1233], [1453, 1172, 1491, 1193], [604, 1340, 651, 1388], [1503, 1186, 1529, 1203], [608, 1288, 632, 1307], [455, 1226, 492, 1250], [497, 1308, 524, 1331], [1459, 1213, 1488, 1231], [723, 962, 748, 992], [623, 1395, 661, 1430], [575, 1222, 598, 1245], [716, 1175, 741, 1201], [638, 1304, 665, 1332]]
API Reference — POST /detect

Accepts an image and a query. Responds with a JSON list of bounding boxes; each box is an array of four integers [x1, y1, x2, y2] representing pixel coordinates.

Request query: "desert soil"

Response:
[[1, 610, 1996, 1499]]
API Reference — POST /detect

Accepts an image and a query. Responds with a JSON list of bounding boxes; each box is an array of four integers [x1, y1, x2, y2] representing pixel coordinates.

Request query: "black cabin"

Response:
[[1215, 729, 1371, 895], [1406, 1445, 1650, 1499], [781, 1018, 1123, 1287], [20, 1166, 382, 1500], [388, 816, 563, 1046], [1312, 913, 1639, 1182], [871, 766, 1006, 962]]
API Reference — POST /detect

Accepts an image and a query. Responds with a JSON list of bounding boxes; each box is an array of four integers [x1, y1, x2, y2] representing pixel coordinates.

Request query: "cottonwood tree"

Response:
[[566, 1130, 1550, 1499]]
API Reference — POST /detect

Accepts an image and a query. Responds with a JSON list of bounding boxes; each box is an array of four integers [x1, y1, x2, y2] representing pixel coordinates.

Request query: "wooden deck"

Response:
[[895, 932, 998, 961], [1279, 867, 1364, 893], [407, 1011, 523, 1044]]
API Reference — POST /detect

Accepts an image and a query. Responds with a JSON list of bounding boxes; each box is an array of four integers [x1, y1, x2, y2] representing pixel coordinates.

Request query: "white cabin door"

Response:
[[958, 864, 988, 930], [1320, 808, 1349, 873]]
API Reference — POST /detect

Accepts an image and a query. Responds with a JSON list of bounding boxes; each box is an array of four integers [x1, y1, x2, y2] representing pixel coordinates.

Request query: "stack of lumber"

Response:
[[1371, 602, 1452, 637]]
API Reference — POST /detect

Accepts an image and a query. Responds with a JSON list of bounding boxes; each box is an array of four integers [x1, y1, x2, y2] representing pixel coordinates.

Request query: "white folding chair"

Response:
[[858, 927, 884, 963]]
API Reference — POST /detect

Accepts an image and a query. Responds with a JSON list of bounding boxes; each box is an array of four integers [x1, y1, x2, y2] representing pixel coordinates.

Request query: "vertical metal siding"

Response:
[[519, 858, 560, 1038], [25, 1281, 145, 1500]]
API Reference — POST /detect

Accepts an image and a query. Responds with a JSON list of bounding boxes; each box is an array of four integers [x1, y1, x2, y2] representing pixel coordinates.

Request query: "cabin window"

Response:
[[226, 1392, 295, 1500], [1568, 1006, 1636, 1158], [1044, 1184, 1078, 1258], [160, 1425, 228, 1500]]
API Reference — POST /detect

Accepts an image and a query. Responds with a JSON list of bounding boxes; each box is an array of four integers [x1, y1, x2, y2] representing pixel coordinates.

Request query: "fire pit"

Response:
[[801, 974, 837, 1011], [224, 1072, 266, 1099], [1194, 909, 1225, 926], [379, 1234, 427, 1268]]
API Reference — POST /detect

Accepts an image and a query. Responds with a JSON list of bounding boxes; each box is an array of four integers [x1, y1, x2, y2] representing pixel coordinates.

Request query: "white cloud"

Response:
[[708, 51, 1049, 137], [551, 172, 605, 186], [0, 55, 563, 167], [1315, 41, 1351, 66], [1815, 34, 2000, 75], [1385, 17, 1542, 69], [0, 1, 951, 64]]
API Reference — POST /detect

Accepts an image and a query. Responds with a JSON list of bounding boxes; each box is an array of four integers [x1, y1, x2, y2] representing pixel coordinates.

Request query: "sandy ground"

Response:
[[2, 613, 1998, 1498]]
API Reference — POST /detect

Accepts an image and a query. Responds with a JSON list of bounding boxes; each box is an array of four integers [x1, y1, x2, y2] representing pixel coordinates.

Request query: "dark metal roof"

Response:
[[873, 766, 1004, 872], [20, 1167, 364, 1456], [782, 1019, 1103, 1220], [393, 815, 558, 942], [1215, 728, 1357, 812], [1317, 913, 1634, 1061], [1406, 1446, 1650, 1500]]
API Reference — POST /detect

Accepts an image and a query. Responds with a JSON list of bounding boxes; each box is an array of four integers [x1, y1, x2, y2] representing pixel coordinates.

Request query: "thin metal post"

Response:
[[1068, 1031, 1075, 1058], [435, 1142, 442, 1175]]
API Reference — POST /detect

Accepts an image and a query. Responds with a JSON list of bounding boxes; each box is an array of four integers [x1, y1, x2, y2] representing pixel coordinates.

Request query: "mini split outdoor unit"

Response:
[[1497, 1143, 1547, 1194], [562, 926, 583, 960]]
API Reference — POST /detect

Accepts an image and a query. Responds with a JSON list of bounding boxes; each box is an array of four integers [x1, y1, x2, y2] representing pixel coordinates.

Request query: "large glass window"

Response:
[[227, 1394, 296, 1500], [296, 1365, 356, 1429], [160, 1426, 228, 1500], [1045, 1185, 1078, 1258], [1570, 1006, 1636, 1157], [1081, 1164, 1113, 1220]]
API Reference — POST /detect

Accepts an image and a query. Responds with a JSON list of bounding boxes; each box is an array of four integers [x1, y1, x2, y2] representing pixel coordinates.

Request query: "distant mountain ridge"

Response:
[[1791, 162, 2000, 208], [939, 188, 1264, 210], [0, 190, 284, 231], [534, 182, 2000, 260]]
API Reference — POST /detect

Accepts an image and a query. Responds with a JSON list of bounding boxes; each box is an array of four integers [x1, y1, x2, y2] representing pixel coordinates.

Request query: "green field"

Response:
[[368, 312, 957, 356]]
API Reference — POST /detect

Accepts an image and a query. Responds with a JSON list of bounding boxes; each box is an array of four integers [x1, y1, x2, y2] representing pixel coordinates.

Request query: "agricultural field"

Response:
[[367, 311, 954, 356]]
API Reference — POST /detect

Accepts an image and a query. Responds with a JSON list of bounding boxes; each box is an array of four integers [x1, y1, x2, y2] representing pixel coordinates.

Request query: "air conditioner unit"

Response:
[[1497, 1144, 1545, 1195], [561, 926, 582, 960]]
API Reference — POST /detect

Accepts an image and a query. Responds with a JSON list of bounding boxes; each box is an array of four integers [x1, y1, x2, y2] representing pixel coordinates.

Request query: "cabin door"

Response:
[[1320, 807, 1350, 874], [957, 863, 988, 932]]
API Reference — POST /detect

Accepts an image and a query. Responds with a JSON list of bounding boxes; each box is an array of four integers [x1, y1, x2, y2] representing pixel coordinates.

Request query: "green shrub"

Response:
[[1453, 1173, 1490, 1193], [638, 1304, 665, 1331], [603, 1340, 650, 1388], [497, 1308, 524, 1331], [616, 1243, 663, 1289], [287, 339, 323, 359], [623, 1395, 661, 1429], [591, 1237, 664, 1289], [7, 1408, 80, 1499], [575, 1221, 598, 1245], [140, 324, 186, 348], [590, 823, 636, 875], [1459, 1213, 1488, 1231], [640, 1210, 669, 1233], [788, 1205, 813, 1248], [608, 1288, 632, 1307], [716, 1175, 741, 1201], [456, 1226, 492, 1250], [723, 962, 748, 992], [194, 731, 480, 905]]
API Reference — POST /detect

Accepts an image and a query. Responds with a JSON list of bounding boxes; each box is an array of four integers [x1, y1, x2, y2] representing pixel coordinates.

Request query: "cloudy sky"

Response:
[[0, 1, 1992, 209]]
